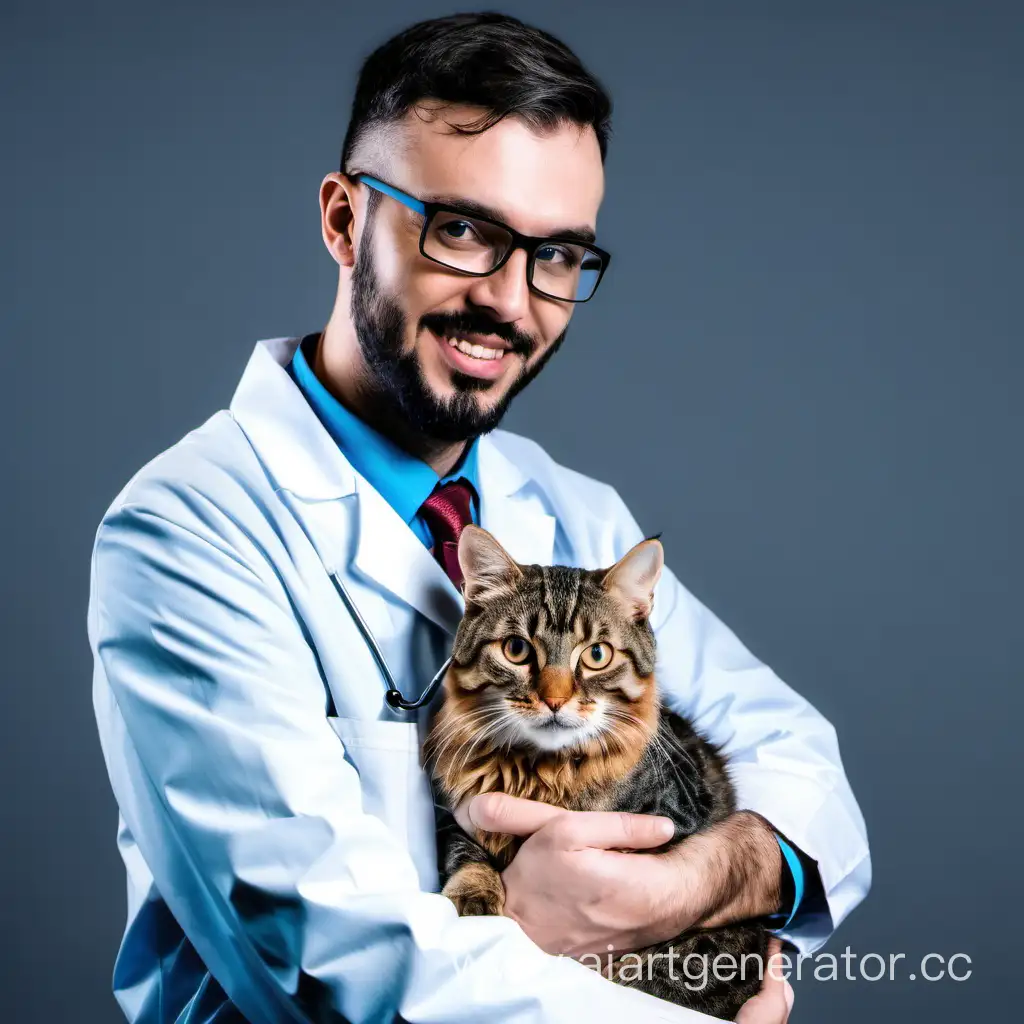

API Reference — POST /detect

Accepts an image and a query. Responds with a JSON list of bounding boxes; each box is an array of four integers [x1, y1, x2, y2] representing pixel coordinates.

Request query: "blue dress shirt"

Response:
[[290, 331, 808, 928], [289, 333, 480, 547]]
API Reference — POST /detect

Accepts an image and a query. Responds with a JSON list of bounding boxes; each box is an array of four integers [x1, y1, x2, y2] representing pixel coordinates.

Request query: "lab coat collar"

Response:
[[230, 336, 358, 501], [230, 337, 556, 636]]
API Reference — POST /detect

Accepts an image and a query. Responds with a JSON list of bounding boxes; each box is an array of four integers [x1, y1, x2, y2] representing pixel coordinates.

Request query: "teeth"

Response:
[[446, 335, 504, 361]]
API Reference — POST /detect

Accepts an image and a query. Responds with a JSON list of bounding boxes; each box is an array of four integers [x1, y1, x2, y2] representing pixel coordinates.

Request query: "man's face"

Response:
[[347, 106, 605, 442]]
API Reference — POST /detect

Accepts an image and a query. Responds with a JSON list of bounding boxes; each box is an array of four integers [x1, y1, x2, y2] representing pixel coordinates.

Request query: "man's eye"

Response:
[[535, 244, 574, 266], [580, 642, 613, 670], [502, 637, 533, 664], [442, 220, 474, 239]]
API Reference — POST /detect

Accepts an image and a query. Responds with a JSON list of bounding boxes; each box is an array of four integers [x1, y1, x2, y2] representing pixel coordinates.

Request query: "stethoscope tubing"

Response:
[[332, 573, 451, 712]]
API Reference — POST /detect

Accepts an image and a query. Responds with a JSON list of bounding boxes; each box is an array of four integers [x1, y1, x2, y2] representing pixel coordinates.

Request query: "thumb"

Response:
[[736, 937, 794, 1023], [467, 792, 565, 836], [546, 809, 676, 851]]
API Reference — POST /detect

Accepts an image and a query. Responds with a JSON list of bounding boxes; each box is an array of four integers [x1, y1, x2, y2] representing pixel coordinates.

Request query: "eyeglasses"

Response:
[[352, 173, 611, 303]]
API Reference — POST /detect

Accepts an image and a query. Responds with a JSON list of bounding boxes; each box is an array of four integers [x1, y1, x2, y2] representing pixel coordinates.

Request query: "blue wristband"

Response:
[[774, 833, 805, 930]]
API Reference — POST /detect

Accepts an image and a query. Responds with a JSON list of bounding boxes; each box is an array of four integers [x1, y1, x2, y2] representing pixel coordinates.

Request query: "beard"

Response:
[[350, 225, 567, 444]]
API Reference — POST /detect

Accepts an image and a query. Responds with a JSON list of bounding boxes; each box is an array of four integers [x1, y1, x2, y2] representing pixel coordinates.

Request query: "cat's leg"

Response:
[[609, 924, 768, 1021], [443, 859, 506, 917], [435, 801, 506, 916], [440, 829, 506, 916]]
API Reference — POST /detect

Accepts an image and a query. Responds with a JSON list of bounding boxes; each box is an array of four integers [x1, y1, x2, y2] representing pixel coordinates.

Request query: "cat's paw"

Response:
[[452, 891, 504, 917], [442, 863, 506, 917]]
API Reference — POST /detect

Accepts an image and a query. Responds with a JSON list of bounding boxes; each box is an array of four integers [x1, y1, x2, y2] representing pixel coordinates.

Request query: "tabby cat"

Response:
[[423, 525, 768, 1020]]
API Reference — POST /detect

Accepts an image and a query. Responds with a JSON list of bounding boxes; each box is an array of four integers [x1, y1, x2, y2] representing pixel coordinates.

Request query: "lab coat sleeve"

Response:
[[89, 502, 718, 1024], [608, 492, 871, 955]]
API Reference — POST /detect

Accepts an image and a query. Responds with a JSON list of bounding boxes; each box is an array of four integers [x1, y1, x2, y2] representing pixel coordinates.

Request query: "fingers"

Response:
[[467, 795, 675, 851], [768, 937, 796, 1011], [467, 792, 564, 836], [736, 937, 794, 1023], [452, 798, 474, 834], [541, 808, 675, 851]]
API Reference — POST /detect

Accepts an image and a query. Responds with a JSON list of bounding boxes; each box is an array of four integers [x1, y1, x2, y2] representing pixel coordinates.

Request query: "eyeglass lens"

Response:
[[424, 211, 604, 301]]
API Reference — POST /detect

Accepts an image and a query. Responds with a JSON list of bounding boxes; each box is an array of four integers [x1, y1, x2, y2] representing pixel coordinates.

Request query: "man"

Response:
[[89, 12, 869, 1023]]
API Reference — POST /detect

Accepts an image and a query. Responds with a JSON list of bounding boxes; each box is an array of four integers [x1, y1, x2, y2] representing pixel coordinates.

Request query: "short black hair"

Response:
[[340, 12, 612, 173]]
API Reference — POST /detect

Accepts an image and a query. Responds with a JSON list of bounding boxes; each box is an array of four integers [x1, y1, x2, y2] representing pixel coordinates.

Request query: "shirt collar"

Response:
[[289, 333, 480, 524]]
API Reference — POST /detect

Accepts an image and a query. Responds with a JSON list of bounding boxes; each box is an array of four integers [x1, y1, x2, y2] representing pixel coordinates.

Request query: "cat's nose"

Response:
[[537, 667, 574, 711]]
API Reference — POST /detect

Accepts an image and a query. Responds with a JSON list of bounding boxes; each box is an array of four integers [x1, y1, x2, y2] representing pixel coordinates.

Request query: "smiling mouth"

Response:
[[443, 333, 510, 361], [428, 327, 517, 381]]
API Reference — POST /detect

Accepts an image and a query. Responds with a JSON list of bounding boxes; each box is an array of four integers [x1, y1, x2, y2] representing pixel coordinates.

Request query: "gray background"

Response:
[[1, 0, 1020, 1020]]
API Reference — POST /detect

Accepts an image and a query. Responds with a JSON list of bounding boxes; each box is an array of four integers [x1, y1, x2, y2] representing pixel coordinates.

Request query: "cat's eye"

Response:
[[502, 636, 533, 664], [580, 642, 613, 670]]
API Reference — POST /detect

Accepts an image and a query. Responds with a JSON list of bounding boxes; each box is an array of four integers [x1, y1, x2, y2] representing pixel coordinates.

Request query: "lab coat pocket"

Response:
[[326, 716, 439, 890]]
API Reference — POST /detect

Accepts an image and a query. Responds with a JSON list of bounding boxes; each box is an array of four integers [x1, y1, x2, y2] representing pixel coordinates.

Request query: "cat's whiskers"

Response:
[[630, 718, 700, 809], [426, 704, 507, 776], [614, 719, 682, 810], [423, 714, 469, 768], [649, 725, 702, 784], [599, 702, 695, 802], [449, 707, 515, 779]]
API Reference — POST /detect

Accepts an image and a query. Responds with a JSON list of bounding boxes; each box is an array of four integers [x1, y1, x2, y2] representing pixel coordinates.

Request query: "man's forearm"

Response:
[[645, 548, 871, 948], [666, 811, 784, 932]]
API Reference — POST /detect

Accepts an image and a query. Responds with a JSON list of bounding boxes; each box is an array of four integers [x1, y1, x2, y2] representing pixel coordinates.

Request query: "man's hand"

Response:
[[463, 794, 783, 959], [736, 938, 794, 1024], [464, 792, 678, 958]]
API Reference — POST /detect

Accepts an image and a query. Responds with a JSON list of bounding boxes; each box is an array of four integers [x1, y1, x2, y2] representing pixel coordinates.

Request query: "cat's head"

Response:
[[444, 525, 664, 756]]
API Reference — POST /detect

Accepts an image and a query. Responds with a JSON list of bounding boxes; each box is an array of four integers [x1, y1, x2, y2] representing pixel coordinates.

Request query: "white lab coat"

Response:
[[89, 336, 870, 1024]]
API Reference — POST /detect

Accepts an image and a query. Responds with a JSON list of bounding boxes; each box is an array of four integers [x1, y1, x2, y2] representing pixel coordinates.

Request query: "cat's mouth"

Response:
[[536, 717, 572, 731], [515, 708, 602, 753]]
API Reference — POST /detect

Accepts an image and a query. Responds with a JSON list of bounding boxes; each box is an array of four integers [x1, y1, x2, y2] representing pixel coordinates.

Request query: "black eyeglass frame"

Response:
[[352, 172, 612, 304]]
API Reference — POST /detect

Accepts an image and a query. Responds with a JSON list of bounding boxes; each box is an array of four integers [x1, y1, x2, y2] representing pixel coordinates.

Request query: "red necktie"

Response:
[[419, 479, 477, 588]]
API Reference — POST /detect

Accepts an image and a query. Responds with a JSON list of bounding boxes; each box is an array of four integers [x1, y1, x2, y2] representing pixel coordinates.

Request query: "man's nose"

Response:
[[466, 248, 532, 322]]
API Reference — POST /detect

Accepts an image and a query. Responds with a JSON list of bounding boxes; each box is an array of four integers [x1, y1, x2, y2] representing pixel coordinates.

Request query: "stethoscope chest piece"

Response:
[[383, 654, 452, 712]]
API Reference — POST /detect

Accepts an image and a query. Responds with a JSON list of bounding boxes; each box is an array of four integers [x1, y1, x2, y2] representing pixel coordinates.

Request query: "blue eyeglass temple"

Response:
[[354, 172, 605, 301], [356, 174, 426, 215]]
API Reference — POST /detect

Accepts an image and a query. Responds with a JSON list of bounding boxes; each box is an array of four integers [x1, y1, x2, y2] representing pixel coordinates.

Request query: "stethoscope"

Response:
[[332, 572, 452, 713]]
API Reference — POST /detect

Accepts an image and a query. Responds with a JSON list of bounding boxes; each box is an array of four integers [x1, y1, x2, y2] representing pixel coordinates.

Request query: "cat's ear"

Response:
[[458, 525, 522, 604], [602, 538, 664, 621]]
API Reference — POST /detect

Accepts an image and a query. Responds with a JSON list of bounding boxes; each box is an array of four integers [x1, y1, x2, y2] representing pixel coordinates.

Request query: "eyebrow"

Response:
[[422, 192, 597, 246]]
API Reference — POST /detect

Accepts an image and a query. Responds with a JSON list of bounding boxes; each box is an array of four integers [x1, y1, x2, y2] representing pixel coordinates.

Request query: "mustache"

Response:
[[420, 310, 537, 359]]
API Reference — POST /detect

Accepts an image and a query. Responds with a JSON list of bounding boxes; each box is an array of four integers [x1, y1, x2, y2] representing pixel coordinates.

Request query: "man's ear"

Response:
[[601, 538, 664, 621], [319, 172, 361, 268], [458, 525, 522, 603]]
